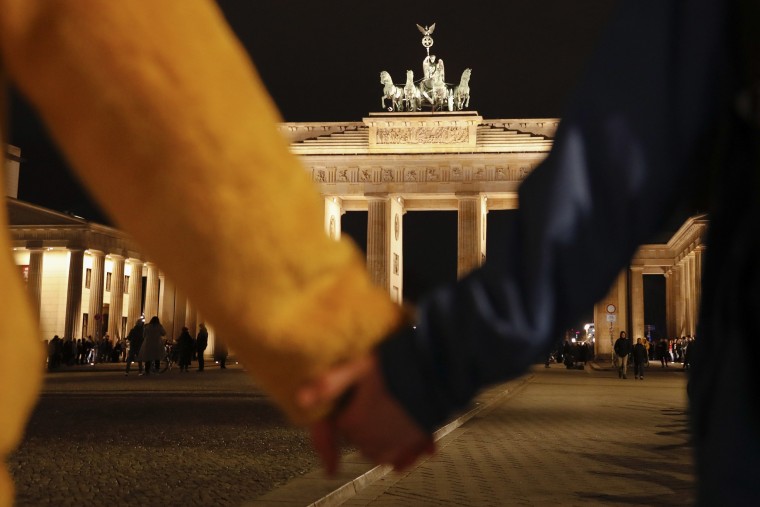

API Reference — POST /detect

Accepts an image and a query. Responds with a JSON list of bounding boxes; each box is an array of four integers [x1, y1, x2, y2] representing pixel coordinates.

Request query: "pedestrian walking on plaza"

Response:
[[633, 338, 648, 380], [125, 320, 144, 375], [138, 316, 166, 375], [614, 331, 631, 379], [196, 323, 208, 372], [176, 327, 194, 372]]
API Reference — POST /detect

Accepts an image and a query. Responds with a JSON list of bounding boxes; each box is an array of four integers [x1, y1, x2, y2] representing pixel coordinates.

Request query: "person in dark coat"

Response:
[[633, 338, 648, 380], [614, 331, 632, 379], [657, 338, 670, 368], [125, 320, 144, 375], [195, 323, 208, 372], [176, 327, 194, 372], [138, 316, 166, 375]]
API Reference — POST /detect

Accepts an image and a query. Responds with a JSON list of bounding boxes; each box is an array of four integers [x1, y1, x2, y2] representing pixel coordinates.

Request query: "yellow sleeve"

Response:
[[0, 0, 402, 426]]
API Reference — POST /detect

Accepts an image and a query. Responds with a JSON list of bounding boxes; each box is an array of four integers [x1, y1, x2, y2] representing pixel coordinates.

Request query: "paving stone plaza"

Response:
[[11, 361, 693, 506]]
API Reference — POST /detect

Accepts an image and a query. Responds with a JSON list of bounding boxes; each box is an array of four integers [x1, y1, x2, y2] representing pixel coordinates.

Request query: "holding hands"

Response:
[[297, 353, 435, 475]]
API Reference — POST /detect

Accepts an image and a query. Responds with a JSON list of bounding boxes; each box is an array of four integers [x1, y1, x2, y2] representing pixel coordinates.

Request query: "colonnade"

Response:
[[601, 215, 708, 356], [19, 245, 198, 343], [327, 195, 707, 359], [325, 192, 494, 303], [627, 246, 704, 344]]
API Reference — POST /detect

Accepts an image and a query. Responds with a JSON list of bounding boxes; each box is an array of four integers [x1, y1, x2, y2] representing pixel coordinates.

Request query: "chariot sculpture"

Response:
[[380, 23, 471, 112]]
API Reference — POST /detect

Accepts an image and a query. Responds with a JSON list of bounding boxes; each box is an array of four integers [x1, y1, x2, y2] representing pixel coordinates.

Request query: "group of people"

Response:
[[124, 318, 222, 375], [654, 336, 694, 368], [45, 333, 125, 370], [614, 332, 696, 379], [44, 318, 226, 375]]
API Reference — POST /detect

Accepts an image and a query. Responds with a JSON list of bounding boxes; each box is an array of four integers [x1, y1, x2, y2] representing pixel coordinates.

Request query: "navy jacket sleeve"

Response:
[[378, 0, 728, 432]]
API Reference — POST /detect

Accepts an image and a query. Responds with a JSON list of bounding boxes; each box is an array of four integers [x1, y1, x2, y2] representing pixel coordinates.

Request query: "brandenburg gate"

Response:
[[278, 112, 706, 357], [7, 22, 706, 359]]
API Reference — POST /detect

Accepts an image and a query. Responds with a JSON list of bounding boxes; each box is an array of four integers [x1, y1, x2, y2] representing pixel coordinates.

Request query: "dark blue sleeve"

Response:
[[378, 0, 728, 432]]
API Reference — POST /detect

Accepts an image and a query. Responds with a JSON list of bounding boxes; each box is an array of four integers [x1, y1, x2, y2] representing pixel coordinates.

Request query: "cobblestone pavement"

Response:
[[12, 361, 694, 507], [8, 363, 322, 507], [338, 363, 693, 506]]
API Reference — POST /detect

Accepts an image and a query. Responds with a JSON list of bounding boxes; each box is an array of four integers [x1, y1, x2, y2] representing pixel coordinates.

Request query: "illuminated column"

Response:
[[688, 251, 697, 336], [159, 272, 176, 338], [389, 196, 404, 304], [126, 260, 144, 328], [87, 250, 105, 339], [694, 247, 704, 317], [144, 262, 159, 319], [26, 246, 45, 320], [682, 255, 692, 337], [324, 196, 344, 241], [674, 261, 685, 336], [594, 269, 627, 359], [64, 248, 84, 340], [107, 255, 125, 339], [630, 266, 645, 340], [366, 195, 390, 291], [366, 194, 405, 302], [173, 289, 187, 339], [185, 300, 197, 337], [457, 193, 487, 278], [664, 269, 676, 339]]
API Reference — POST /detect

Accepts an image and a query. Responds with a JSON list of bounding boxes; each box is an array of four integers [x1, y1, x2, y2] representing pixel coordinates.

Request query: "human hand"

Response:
[[297, 353, 435, 475]]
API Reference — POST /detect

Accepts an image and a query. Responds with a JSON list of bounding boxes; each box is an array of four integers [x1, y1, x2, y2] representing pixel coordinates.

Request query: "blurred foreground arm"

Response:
[[0, 0, 403, 422], [301, 0, 727, 470]]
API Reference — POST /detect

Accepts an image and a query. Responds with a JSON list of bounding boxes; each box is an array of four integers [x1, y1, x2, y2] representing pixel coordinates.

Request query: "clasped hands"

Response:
[[297, 353, 435, 475]]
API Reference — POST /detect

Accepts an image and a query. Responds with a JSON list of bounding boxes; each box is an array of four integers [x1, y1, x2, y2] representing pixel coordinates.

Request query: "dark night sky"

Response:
[[9, 1, 650, 325]]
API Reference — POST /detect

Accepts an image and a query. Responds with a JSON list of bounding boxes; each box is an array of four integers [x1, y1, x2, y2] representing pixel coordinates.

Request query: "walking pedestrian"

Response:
[[633, 338, 648, 380], [614, 332, 632, 379], [124, 320, 144, 375]]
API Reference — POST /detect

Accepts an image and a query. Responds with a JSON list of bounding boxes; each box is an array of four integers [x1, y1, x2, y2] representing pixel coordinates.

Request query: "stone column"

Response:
[[108, 255, 126, 340], [64, 248, 84, 340], [630, 266, 645, 341], [173, 288, 187, 339], [389, 196, 404, 304], [664, 269, 675, 340], [694, 247, 704, 316], [366, 195, 390, 291], [26, 246, 45, 321], [594, 269, 627, 359], [185, 300, 197, 337], [682, 255, 692, 337], [324, 197, 344, 241], [159, 272, 176, 338], [457, 193, 487, 279], [88, 250, 105, 339], [366, 194, 404, 302], [688, 251, 698, 336], [126, 260, 144, 328], [674, 262, 685, 337], [144, 262, 159, 320]]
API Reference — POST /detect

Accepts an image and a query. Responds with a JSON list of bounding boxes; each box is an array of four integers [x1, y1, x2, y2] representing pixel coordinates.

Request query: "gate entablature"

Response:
[[283, 113, 557, 206]]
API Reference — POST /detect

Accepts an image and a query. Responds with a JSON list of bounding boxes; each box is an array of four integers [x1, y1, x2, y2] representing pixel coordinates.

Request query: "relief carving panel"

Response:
[[376, 126, 469, 145]]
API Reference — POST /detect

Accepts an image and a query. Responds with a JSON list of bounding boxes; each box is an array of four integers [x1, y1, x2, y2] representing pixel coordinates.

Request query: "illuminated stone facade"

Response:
[[7, 112, 708, 357]]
